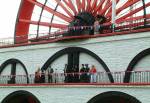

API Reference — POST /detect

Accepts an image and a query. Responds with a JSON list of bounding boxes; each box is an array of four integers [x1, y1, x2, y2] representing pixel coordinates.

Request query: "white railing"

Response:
[[0, 37, 14, 46], [1, 71, 150, 85]]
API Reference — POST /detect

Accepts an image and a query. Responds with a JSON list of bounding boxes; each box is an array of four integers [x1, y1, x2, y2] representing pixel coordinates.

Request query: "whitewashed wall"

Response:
[[0, 31, 150, 74], [0, 86, 150, 103]]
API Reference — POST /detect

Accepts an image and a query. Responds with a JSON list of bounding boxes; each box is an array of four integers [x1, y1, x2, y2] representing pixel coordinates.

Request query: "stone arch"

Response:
[[124, 48, 150, 83], [87, 91, 141, 103], [1, 90, 40, 103], [0, 58, 29, 83], [41, 47, 114, 83]]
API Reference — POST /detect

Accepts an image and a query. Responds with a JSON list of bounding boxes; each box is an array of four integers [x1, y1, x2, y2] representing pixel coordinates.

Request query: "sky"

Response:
[[0, 0, 21, 39]]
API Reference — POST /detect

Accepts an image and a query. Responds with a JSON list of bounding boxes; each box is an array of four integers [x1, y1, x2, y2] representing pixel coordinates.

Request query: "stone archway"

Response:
[[41, 47, 114, 83], [87, 91, 141, 103], [124, 48, 150, 83], [1, 90, 40, 103], [0, 58, 29, 84]]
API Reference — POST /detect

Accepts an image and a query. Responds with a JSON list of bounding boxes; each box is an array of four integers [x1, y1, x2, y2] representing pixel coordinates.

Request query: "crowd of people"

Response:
[[34, 66, 54, 83], [34, 64, 97, 84], [79, 64, 97, 83]]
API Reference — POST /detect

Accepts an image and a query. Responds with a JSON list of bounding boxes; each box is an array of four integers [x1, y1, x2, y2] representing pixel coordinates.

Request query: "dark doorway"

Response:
[[1, 90, 40, 103], [87, 91, 141, 103]]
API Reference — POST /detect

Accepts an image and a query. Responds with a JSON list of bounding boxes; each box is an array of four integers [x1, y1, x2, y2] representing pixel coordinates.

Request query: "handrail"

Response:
[[0, 18, 150, 47], [1, 71, 150, 85]]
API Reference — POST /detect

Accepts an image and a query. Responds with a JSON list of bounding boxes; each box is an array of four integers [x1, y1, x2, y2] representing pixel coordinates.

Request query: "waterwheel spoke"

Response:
[[99, 0, 112, 15], [105, 0, 120, 16], [116, 14, 150, 23], [102, 0, 111, 16], [106, 0, 140, 18], [19, 19, 67, 28], [53, 0, 74, 18], [116, 0, 140, 16], [26, 0, 72, 22], [81, 0, 86, 11], [86, 0, 92, 12], [76, 0, 82, 13], [99, 0, 119, 16], [93, 0, 105, 15], [116, 2, 150, 23], [63, 0, 77, 15], [68, 0, 78, 14], [91, 0, 98, 12]]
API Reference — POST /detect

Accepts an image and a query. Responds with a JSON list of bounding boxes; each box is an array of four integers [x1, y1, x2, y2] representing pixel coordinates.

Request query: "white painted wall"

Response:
[[80, 53, 105, 72], [0, 31, 150, 77], [0, 86, 150, 103], [134, 55, 150, 71], [0, 32, 150, 102]]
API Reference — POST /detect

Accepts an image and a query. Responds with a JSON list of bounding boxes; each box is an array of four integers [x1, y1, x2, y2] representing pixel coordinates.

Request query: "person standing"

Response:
[[85, 64, 90, 82], [55, 69, 58, 83], [64, 64, 68, 83], [90, 65, 97, 83], [48, 66, 54, 83], [73, 65, 79, 83], [34, 67, 41, 83], [80, 64, 86, 82], [94, 17, 100, 34], [40, 69, 45, 83]]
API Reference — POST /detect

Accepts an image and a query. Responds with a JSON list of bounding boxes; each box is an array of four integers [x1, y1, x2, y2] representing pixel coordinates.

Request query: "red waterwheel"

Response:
[[15, 0, 150, 43]]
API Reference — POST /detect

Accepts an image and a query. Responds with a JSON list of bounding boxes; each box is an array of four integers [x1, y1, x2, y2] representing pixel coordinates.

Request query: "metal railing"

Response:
[[0, 71, 150, 85], [0, 37, 14, 46], [0, 18, 150, 47]]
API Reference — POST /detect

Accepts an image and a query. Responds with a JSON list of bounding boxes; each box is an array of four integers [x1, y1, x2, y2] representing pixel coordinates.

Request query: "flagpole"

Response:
[[112, 0, 116, 32]]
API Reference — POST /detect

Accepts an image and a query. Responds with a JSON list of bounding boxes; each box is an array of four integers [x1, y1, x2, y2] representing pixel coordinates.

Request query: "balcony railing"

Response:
[[0, 18, 150, 47], [0, 71, 150, 85]]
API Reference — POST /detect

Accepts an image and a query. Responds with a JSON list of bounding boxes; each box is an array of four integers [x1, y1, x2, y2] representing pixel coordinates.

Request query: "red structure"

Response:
[[14, 0, 150, 44]]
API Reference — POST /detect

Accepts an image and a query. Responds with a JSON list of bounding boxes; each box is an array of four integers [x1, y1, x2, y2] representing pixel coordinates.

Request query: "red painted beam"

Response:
[[81, 0, 86, 11], [53, 0, 74, 18], [15, 0, 36, 44], [116, 2, 150, 23], [105, 7, 112, 17], [105, 0, 120, 17], [99, 0, 119, 16], [86, 0, 92, 12], [116, 14, 150, 23], [19, 19, 67, 28], [76, 0, 82, 13], [63, 0, 77, 15], [68, 0, 78, 15], [116, 0, 140, 16], [93, 0, 105, 15], [91, 0, 98, 12], [99, 0, 112, 15], [103, 0, 111, 16], [106, 0, 140, 18], [26, 0, 72, 22]]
